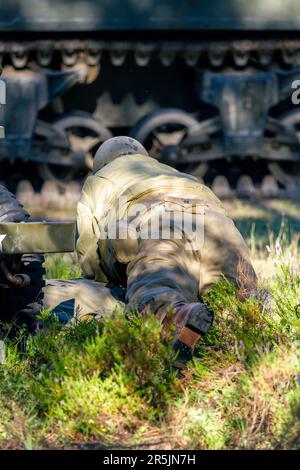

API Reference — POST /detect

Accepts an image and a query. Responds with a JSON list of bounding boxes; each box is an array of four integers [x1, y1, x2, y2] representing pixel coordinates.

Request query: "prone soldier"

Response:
[[41, 136, 257, 368]]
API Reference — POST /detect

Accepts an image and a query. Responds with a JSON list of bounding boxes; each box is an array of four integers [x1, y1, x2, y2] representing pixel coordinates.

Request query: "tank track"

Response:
[[1, 38, 300, 69], [2, 37, 300, 200]]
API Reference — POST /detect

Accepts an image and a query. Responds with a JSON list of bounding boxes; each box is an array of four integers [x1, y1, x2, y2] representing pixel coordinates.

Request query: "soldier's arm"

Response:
[[76, 175, 115, 281], [76, 203, 97, 279]]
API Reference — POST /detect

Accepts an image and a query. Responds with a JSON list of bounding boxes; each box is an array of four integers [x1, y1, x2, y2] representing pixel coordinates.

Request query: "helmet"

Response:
[[93, 136, 148, 173]]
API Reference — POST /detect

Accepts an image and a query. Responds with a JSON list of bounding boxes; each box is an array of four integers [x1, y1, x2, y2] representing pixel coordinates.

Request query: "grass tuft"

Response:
[[0, 214, 299, 449]]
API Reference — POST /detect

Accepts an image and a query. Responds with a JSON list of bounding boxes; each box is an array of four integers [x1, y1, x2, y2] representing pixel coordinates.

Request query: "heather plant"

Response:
[[0, 219, 299, 449]]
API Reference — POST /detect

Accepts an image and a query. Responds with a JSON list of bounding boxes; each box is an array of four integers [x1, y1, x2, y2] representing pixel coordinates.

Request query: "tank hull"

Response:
[[1, 0, 300, 31]]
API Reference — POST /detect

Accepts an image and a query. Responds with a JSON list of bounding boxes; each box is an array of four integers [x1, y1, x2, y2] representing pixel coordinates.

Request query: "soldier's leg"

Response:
[[199, 209, 257, 298], [126, 235, 213, 340], [42, 279, 125, 323]]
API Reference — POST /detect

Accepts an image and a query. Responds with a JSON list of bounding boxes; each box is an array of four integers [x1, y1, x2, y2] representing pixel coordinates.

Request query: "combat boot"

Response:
[[172, 302, 214, 371]]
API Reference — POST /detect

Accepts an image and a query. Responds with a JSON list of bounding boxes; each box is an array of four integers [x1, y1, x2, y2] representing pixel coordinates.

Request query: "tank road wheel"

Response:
[[0, 185, 45, 331], [269, 109, 300, 190], [38, 112, 112, 184], [130, 109, 199, 166]]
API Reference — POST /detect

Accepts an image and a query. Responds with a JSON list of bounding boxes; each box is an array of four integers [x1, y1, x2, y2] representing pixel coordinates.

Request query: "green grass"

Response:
[[0, 216, 299, 449], [44, 253, 82, 279], [225, 198, 300, 259]]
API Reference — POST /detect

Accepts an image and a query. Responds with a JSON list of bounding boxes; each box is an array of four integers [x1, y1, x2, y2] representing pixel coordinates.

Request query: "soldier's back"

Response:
[[95, 154, 223, 210]]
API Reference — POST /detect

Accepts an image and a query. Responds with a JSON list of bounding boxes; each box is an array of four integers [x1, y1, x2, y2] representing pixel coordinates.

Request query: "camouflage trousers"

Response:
[[42, 206, 257, 327], [42, 279, 126, 324]]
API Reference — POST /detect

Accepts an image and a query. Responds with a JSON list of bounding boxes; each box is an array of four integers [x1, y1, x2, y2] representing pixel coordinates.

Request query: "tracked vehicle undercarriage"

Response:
[[1, 1, 300, 199]]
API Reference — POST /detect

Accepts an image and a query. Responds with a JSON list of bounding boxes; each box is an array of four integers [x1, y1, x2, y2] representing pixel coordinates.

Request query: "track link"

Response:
[[1, 38, 300, 69]]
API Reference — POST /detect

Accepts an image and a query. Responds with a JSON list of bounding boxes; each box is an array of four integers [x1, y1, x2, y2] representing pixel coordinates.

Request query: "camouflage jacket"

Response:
[[76, 154, 225, 281]]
